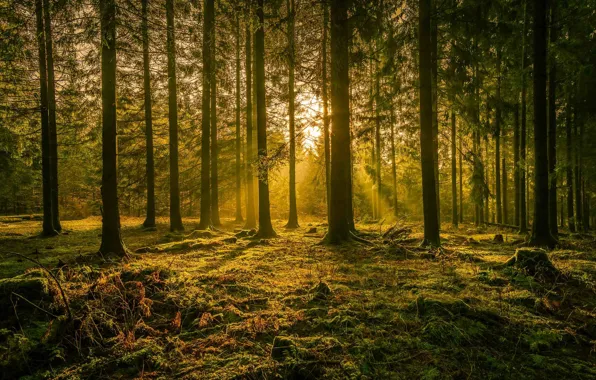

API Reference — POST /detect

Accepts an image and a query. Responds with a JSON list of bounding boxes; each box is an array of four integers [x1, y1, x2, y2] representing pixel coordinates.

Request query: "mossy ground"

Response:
[[1, 216, 595, 379]]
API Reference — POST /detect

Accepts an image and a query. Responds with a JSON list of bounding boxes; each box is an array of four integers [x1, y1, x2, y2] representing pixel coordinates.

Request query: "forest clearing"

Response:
[[2, 0, 596, 377], [1, 217, 595, 378]]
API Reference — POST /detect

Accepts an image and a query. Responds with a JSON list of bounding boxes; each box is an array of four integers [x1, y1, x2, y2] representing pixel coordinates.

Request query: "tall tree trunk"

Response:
[[459, 134, 463, 223], [36, 0, 56, 236], [166, 0, 184, 232], [519, 0, 529, 233], [419, 0, 440, 246], [495, 51, 502, 224], [322, 1, 331, 221], [548, 0, 558, 236], [43, 0, 61, 231], [375, 60, 382, 219], [210, 11, 221, 227], [235, 13, 243, 223], [528, 0, 555, 247], [327, 0, 351, 243], [503, 156, 508, 224], [391, 107, 398, 218], [199, 0, 213, 229], [286, 0, 299, 228], [574, 91, 582, 231], [451, 108, 457, 227], [99, 0, 127, 256], [255, 0, 276, 238], [431, 0, 440, 227], [141, 0, 156, 228], [244, 2, 256, 228], [514, 103, 520, 226]]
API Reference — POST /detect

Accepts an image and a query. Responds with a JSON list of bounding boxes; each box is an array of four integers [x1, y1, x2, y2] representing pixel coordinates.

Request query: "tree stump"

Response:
[[505, 248, 559, 276]]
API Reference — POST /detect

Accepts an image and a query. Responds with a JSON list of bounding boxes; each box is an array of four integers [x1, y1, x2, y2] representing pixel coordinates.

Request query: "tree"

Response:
[[166, 0, 184, 232], [566, 88, 575, 231], [547, 0, 558, 236], [244, 1, 256, 229], [99, 0, 127, 257], [254, 0, 276, 238], [519, 0, 529, 234], [322, 1, 331, 221], [141, 0, 156, 228], [327, 0, 351, 243], [495, 50, 502, 224], [211, 10, 221, 227], [199, 0, 214, 230], [35, 0, 56, 237], [235, 12, 243, 223], [285, 0, 299, 228], [43, 0, 61, 232], [528, 0, 556, 247], [451, 108, 457, 227]]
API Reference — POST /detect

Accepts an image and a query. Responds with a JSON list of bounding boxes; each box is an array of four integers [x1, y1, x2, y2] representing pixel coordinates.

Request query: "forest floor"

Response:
[[1, 215, 596, 379]]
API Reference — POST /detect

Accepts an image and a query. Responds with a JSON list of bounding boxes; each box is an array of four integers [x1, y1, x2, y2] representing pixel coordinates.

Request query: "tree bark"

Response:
[[35, 0, 56, 236], [199, 0, 213, 229], [566, 88, 574, 231], [141, 0, 156, 228], [327, 0, 351, 243], [43, 0, 61, 231], [419, 0, 440, 246], [495, 50, 502, 224], [99, 0, 127, 256], [255, 0, 276, 238], [166, 0, 184, 232], [244, 2, 256, 228], [459, 133, 463, 223], [451, 108, 457, 227], [285, 0, 299, 228], [391, 107, 398, 218], [519, 0, 529, 233], [235, 13, 243, 223], [528, 0, 556, 247], [322, 1, 331, 222], [210, 9, 221, 227], [375, 59, 382, 219], [431, 0, 440, 227], [548, 0, 558, 236], [513, 103, 520, 226]]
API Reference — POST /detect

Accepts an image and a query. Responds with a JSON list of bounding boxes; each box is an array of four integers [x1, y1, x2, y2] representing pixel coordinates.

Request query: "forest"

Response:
[[1, 0, 596, 378]]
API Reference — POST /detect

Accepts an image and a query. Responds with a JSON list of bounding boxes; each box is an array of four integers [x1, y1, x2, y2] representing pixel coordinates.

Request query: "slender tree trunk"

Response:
[[244, 2, 256, 228], [166, 0, 184, 232], [141, 0, 156, 228], [503, 156, 508, 224], [528, 0, 555, 247], [99, 0, 127, 256], [495, 51, 502, 224], [391, 107, 398, 218], [459, 134, 463, 223], [322, 2, 331, 222], [235, 13, 243, 223], [255, 0, 276, 238], [574, 93, 582, 231], [327, 0, 351, 243], [286, 0, 299, 228], [431, 0, 440, 227], [199, 0, 213, 229], [514, 103, 520, 226], [42, 0, 61, 231], [210, 11, 221, 227], [519, 0, 529, 234], [451, 108, 457, 227], [419, 0, 440, 246], [548, 1, 558, 236], [36, 0, 56, 236], [566, 89, 575, 231], [375, 60, 382, 219]]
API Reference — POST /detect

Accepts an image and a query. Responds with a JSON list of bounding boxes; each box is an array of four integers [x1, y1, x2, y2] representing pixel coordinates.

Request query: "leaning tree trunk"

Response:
[[285, 0, 299, 228], [141, 0, 156, 228], [234, 13, 243, 223], [419, 0, 440, 246], [548, 1, 558, 236], [99, 0, 127, 256], [327, 0, 351, 243], [210, 13, 221, 227], [254, 0, 276, 238], [528, 0, 556, 247], [244, 2, 256, 229], [519, 0, 529, 234], [36, 0, 56, 237], [166, 0, 184, 232], [322, 1, 331, 221], [199, 0, 213, 229], [43, 0, 61, 231]]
